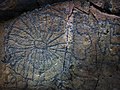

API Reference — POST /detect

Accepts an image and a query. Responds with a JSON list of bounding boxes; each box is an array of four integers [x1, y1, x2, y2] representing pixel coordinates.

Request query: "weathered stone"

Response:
[[0, 0, 120, 90]]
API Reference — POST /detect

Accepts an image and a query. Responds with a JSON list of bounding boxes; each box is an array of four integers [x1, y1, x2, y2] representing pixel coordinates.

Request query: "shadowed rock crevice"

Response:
[[0, 0, 120, 21], [89, 1, 120, 17]]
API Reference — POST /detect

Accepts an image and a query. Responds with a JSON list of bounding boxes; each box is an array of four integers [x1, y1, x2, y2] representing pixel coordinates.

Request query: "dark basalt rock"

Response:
[[1, 0, 120, 90], [0, 0, 69, 21], [89, 0, 120, 15], [0, 0, 120, 21]]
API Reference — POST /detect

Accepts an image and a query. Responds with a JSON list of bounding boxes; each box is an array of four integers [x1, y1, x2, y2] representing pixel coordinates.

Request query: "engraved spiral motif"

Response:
[[4, 2, 120, 89], [4, 8, 93, 82], [4, 10, 73, 81]]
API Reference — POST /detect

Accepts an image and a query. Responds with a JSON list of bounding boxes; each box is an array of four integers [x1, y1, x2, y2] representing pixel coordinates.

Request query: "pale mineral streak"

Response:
[[64, 14, 74, 48]]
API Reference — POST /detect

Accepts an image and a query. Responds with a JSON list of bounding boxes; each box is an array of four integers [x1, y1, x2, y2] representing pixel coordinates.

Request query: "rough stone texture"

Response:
[[89, 0, 120, 14], [0, 0, 120, 90], [0, 0, 120, 21], [0, 0, 68, 21]]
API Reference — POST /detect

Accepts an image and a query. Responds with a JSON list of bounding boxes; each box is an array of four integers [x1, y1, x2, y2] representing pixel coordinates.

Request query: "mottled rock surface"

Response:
[[0, 0, 120, 90], [0, 0, 120, 21]]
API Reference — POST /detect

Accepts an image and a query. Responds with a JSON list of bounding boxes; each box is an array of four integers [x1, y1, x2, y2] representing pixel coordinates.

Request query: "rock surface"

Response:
[[0, 0, 120, 21], [0, 0, 120, 90]]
